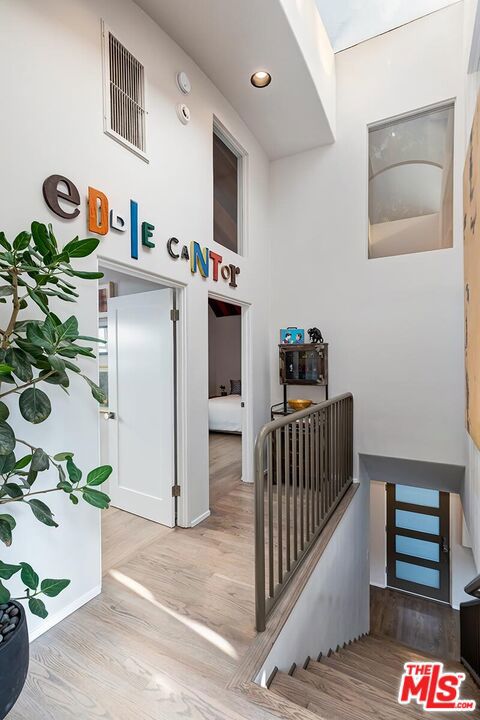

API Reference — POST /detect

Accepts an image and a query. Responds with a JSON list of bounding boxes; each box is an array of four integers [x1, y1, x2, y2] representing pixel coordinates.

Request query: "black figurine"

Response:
[[308, 327, 324, 344]]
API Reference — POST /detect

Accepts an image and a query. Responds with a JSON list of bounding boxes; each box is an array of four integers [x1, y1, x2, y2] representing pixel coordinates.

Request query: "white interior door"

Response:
[[107, 288, 175, 526]]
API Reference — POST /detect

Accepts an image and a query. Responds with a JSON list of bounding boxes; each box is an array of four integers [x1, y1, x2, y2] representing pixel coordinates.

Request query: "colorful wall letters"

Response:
[[42, 174, 240, 288]]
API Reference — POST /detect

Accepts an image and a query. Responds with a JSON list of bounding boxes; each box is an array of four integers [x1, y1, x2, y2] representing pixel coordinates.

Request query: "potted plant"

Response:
[[0, 222, 112, 718]]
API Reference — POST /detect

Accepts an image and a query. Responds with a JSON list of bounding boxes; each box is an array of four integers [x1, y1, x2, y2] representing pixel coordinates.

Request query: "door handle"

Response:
[[441, 536, 449, 553], [103, 411, 116, 420]]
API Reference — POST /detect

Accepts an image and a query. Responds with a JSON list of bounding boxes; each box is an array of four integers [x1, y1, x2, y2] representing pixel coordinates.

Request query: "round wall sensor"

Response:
[[176, 71, 191, 95], [176, 103, 191, 125]]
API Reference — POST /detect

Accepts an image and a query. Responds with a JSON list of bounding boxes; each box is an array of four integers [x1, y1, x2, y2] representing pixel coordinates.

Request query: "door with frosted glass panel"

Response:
[[386, 484, 450, 603]]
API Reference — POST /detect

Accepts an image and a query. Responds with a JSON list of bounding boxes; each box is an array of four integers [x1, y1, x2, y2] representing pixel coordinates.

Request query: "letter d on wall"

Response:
[[88, 187, 109, 235]]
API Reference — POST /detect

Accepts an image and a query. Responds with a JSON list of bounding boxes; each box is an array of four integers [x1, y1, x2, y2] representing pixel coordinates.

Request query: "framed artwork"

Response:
[[98, 281, 116, 315], [280, 327, 304, 345], [464, 91, 480, 449]]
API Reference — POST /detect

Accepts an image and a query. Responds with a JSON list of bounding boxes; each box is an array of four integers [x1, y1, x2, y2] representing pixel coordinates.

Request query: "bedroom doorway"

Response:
[[208, 296, 243, 505]]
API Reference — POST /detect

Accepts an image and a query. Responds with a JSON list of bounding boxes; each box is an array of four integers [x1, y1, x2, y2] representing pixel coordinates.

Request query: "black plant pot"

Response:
[[0, 601, 29, 719]]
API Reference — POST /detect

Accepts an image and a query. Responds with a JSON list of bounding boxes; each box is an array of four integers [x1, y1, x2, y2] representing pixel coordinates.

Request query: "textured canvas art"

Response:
[[464, 92, 480, 450]]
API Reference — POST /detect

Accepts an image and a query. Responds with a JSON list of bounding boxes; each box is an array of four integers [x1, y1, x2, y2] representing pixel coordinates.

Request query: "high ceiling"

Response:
[[315, 0, 458, 52]]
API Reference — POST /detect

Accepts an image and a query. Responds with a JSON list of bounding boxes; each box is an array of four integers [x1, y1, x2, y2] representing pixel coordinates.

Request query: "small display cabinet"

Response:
[[279, 343, 328, 386], [272, 343, 329, 418]]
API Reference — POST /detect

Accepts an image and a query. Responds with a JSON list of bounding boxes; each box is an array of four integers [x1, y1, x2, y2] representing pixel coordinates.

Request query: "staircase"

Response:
[[268, 634, 480, 719]]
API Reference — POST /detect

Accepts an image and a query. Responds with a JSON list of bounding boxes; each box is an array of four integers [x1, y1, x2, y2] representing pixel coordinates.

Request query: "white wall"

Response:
[[0, 0, 271, 637], [256, 482, 369, 684], [269, 4, 466, 476], [463, 0, 480, 570], [208, 309, 241, 397]]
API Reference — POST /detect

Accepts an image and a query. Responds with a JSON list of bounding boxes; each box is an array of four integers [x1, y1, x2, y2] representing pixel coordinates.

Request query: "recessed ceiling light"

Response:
[[250, 71, 271, 88]]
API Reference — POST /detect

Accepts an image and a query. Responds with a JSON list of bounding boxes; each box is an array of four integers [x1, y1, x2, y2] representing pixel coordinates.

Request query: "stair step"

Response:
[[309, 658, 397, 695], [270, 671, 377, 720], [319, 653, 399, 688], [304, 663, 425, 720], [295, 666, 423, 720]]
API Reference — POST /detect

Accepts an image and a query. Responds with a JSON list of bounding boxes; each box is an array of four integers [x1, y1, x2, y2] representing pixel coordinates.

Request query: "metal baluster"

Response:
[[276, 428, 283, 585], [305, 417, 310, 541], [268, 434, 274, 598], [309, 415, 317, 535], [299, 420, 304, 550], [285, 425, 291, 572], [293, 422, 298, 561]]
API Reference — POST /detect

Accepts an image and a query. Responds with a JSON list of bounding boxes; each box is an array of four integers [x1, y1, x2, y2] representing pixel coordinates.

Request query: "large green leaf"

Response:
[[0, 515, 15, 546], [0, 421, 15, 456], [31, 448, 50, 472], [57, 316, 79, 342], [19, 562, 39, 590], [0, 286, 13, 297], [0, 401, 9, 422], [28, 596, 48, 618], [26, 322, 52, 350], [66, 457, 82, 484], [13, 231, 31, 251], [53, 452, 73, 462], [0, 232, 12, 251], [3, 483, 23, 499], [63, 237, 99, 258], [86, 465, 112, 487], [0, 561, 20, 580], [47, 354, 66, 373], [82, 376, 107, 404], [81, 487, 110, 509], [0, 581, 10, 605], [40, 578, 70, 597], [31, 222, 54, 258], [0, 452, 16, 474], [26, 286, 49, 315], [69, 270, 104, 280], [19, 387, 51, 424], [14, 454, 32, 471], [6, 348, 33, 382], [27, 499, 58, 527]]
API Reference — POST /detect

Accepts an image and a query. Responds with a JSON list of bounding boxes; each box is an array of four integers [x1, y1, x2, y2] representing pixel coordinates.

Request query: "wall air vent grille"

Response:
[[107, 31, 146, 154]]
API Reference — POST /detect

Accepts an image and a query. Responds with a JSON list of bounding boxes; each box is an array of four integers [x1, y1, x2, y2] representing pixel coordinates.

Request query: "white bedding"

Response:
[[209, 394, 242, 433]]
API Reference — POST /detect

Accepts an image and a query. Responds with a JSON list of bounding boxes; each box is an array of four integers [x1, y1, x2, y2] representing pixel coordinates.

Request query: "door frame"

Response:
[[386, 483, 450, 603], [207, 290, 253, 484], [97, 257, 188, 526]]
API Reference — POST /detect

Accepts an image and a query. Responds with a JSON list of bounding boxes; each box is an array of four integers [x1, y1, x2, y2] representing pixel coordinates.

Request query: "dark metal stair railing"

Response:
[[254, 393, 354, 632]]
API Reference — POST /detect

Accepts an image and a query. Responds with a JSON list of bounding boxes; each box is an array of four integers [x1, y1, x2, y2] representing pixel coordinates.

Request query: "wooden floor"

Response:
[[10, 434, 276, 720], [370, 585, 460, 660], [9, 438, 466, 719]]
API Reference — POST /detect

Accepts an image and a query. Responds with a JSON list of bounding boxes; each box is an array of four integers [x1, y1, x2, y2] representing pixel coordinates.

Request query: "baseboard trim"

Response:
[[28, 584, 102, 642], [190, 509, 211, 527]]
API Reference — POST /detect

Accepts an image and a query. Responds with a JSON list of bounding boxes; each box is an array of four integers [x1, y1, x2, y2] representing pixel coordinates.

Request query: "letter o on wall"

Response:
[[42, 175, 81, 219], [221, 265, 230, 281]]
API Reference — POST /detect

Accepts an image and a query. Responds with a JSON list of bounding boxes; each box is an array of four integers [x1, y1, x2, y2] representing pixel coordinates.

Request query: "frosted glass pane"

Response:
[[396, 560, 440, 588], [368, 104, 454, 259], [396, 535, 439, 562], [395, 485, 439, 508], [395, 510, 439, 535]]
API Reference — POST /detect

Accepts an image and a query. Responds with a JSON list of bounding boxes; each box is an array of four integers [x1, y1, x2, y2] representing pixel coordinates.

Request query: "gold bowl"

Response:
[[288, 399, 313, 411]]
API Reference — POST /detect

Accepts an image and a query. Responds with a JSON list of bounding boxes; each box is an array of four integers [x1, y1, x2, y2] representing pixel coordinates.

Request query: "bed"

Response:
[[209, 394, 242, 434]]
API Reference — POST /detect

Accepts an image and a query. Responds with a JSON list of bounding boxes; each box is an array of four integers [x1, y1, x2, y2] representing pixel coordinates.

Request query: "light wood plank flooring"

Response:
[[9, 434, 277, 720]]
